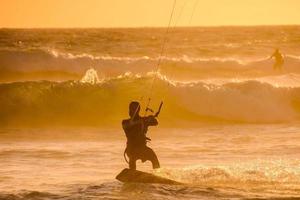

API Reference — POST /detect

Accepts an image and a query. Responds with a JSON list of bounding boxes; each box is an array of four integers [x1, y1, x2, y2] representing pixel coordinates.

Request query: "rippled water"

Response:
[[0, 125, 299, 199]]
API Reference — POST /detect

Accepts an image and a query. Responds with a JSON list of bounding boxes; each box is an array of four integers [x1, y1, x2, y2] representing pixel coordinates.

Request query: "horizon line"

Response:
[[1, 24, 300, 29]]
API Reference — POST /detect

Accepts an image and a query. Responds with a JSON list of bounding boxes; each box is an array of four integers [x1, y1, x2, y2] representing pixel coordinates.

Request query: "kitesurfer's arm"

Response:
[[145, 115, 158, 126]]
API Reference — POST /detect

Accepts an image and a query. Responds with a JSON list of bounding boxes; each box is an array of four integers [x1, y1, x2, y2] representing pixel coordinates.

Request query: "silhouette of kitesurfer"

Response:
[[122, 101, 160, 170], [270, 49, 284, 70]]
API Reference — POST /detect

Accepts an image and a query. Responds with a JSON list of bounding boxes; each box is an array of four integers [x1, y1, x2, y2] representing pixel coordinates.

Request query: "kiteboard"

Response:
[[116, 168, 182, 185]]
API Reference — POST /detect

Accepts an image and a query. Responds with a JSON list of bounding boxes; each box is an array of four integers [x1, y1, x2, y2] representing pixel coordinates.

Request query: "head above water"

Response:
[[129, 101, 140, 118]]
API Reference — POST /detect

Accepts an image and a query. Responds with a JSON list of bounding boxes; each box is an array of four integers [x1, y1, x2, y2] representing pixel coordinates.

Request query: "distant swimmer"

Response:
[[269, 49, 284, 70], [122, 101, 162, 170]]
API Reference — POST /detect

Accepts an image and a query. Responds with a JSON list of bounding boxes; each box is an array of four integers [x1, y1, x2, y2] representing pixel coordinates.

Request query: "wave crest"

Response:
[[0, 74, 299, 126], [2, 48, 300, 82]]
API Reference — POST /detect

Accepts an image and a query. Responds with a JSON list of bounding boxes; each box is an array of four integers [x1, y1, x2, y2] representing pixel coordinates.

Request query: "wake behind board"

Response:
[[116, 168, 182, 185]]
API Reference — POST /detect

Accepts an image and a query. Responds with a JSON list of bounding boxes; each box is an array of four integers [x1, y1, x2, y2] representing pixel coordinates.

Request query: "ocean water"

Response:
[[0, 27, 300, 199], [0, 127, 300, 199]]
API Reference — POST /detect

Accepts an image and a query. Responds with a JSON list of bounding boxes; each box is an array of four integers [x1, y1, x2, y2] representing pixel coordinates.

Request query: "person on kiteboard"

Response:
[[270, 48, 284, 70], [122, 101, 160, 170]]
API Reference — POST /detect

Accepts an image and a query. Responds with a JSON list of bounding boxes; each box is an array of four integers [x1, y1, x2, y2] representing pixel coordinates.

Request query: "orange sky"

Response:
[[1, 0, 300, 28]]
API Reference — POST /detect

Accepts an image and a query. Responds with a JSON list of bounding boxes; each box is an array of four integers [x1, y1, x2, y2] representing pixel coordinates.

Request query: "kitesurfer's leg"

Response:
[[145, 147, 160, 169], [129, 157, 136, 170]]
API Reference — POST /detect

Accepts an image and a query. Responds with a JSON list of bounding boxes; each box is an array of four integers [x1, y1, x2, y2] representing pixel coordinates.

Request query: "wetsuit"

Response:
[[122, 115, 160, 170]]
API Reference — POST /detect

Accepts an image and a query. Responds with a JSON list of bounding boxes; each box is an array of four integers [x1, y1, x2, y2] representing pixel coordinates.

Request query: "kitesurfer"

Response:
[[122, 101, 160, 170], [270, 48, 284, 70]]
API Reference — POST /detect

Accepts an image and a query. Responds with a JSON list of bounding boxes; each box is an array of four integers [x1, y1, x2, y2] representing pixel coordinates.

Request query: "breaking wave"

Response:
[[1, 48, 300, 81], [0, 72, 300, 126]]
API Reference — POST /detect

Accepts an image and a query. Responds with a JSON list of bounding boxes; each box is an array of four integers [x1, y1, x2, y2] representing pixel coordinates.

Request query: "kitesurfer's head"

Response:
[[129, 101, 140, 118]]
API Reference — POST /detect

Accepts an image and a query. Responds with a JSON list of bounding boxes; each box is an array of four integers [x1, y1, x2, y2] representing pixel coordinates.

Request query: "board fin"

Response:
[[116, 168, 181, 185]]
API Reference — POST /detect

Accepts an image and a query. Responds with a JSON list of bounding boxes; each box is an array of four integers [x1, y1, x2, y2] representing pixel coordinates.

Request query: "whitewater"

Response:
[[0, 26, 300, 199]]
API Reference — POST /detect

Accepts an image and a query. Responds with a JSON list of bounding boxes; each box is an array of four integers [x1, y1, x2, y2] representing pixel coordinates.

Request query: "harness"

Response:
[[123, 117, 147, 164]]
